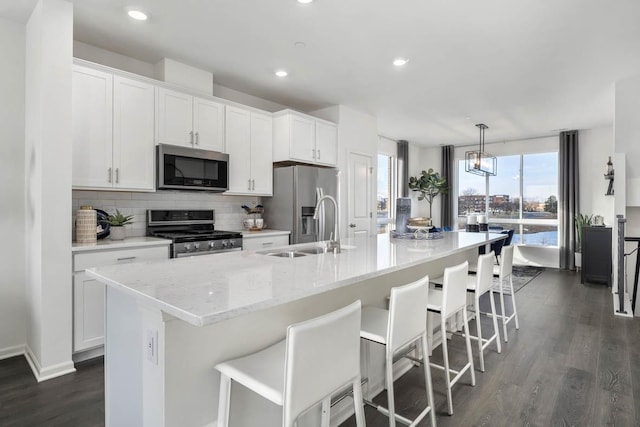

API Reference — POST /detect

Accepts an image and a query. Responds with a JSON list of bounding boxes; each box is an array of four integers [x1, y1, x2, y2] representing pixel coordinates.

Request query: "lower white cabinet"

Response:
[[242, 234, 290, 251], [72, 244, 169, 353]]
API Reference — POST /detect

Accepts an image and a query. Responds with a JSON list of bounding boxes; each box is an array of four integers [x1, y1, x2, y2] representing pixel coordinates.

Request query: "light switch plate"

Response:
[[146, 329, 158, 364]]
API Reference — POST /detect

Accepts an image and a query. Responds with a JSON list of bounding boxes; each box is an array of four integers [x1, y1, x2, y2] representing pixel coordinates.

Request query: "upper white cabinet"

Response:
[[225, 105, 273, 195], [72, 65, 155, 191], [157, 87, 225, 152], [273, 110, 338, 166]]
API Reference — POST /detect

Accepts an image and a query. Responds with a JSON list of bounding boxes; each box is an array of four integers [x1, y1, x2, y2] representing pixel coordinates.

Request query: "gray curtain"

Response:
[[397, 140, 409, 197], [559, 130, 579, 270], [441, 145, 454, 229]]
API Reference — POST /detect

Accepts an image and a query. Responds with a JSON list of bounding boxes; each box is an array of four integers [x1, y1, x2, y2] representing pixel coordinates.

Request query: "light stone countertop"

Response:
[[86, 231, 506, 327], [72, 236, 172, 252], [241, 229, 291, 238]]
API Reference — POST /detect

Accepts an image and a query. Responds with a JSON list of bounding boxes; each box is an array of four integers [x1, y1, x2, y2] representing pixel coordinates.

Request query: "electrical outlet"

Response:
[[146, 329, 158, 365]]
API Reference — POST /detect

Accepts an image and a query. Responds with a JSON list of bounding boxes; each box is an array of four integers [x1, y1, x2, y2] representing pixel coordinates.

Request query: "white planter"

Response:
[[575, 252, 582, 269], [110, 226, 125, 240]]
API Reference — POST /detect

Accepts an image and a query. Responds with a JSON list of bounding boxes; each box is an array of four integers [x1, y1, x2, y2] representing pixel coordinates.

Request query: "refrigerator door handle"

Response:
[[316, 187, 325, 241]]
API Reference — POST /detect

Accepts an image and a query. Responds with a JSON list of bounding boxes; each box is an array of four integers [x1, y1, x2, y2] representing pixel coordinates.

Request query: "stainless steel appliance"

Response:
[[262, 165, 338, 244], [157, 144, 229, 192], [147, 209, 242, 258]]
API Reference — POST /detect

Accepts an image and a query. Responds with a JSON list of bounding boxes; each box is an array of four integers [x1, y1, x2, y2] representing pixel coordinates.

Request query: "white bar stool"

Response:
[[466, 251, 501, 372], [215, 300, 366, 427], [427, 261, 475, 415], [495, 245, 520, 342], [360, 276, 436, 427]]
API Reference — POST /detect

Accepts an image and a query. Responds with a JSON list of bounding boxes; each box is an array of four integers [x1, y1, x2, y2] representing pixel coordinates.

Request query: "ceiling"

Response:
[[5, 0, 640, 146]]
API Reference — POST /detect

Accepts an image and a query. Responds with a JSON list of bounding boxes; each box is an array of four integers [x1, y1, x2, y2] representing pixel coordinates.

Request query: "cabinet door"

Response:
[[250, 112, 273, 195], [113, 76, 155, 191], [72, 66, 113, 188], [157, 87, 193, 147], [242, 235, 289, 251], [193, 97, 225, 152], [225, 106, 252, 193], [315, 121, 338, 166], [289, 114, 316, 163], [73, 272, 105, 352]]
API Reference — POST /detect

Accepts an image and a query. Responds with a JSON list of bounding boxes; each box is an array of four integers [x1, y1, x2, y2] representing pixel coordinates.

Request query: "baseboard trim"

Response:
[[25, 345, 76, 382], [0, 344, 26, 361]]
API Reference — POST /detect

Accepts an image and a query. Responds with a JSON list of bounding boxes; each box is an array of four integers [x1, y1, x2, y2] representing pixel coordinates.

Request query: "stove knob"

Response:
[[194, 242, 200, 250], [184, 243, 192, 251], [209, 241, 216, 249], [228, 240, 235, 247], [221, 240, 229, 248]]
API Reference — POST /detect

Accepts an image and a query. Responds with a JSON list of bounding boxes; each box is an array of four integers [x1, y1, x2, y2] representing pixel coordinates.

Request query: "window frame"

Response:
[[376, 152, 397, 234]]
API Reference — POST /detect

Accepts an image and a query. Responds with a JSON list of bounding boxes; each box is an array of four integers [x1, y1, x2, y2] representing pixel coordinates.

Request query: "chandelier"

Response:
[[465, 123, 497, 176]]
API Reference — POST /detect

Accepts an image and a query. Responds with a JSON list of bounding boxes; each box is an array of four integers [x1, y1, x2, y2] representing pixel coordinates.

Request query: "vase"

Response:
[[110, 226, 125, 240]]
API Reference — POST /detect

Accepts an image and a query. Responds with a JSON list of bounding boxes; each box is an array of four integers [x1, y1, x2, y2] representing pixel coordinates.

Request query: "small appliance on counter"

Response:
[[147, 209, 242, 258], [466, 214, 479, 232]]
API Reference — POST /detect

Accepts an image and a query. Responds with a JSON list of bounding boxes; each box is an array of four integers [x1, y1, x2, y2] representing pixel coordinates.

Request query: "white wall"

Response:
[[0, 17, 27, 360], [25, 0, 75, 380], [155, 57, 213, 94], [73, 40, 156, 79], [410, 146, 443, 224]]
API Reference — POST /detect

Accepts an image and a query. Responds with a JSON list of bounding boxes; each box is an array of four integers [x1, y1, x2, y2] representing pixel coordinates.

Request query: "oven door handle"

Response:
[[174, 247, 242, 258]]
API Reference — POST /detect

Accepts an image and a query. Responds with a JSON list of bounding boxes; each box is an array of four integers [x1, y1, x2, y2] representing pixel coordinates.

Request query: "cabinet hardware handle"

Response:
[[262, 242, 273, 246], [317, 149, 321, 159], [117, 256, 137, 261], [195, 132, 199, 145], [190, 131, 194, 145], [248, 179, 252, 191], [252, 179, 255, 191], [108, 168, 112, 183], [349, 223, 356, 228], [115, 168, 119, 184], [312, 149, 316, 159]]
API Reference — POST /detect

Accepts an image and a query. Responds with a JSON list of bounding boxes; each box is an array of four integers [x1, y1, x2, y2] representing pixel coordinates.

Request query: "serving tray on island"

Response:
[[391, 229, 444, 240]]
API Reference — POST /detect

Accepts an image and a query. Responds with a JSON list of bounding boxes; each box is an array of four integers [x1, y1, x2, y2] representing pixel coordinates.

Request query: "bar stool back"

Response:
[[215, 300, 366, 427]]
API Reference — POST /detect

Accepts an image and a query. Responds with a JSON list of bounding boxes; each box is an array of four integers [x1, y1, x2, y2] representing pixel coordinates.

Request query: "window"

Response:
[[377, 154, 396, 234], [457, 151, 559, 246]]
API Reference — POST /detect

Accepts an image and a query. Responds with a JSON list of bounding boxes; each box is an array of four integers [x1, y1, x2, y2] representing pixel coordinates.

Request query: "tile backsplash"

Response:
[[72, 190, 261, 239]]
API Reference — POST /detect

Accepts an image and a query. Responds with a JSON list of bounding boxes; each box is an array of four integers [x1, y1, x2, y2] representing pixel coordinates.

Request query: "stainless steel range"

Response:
[[147, 209, 242, 258]]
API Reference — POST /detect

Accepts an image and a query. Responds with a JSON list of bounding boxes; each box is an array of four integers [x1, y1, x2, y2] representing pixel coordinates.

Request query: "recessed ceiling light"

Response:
[[393, 58, 409, 67], [127, 10, 148, 21], [297, 0, 314, 3], [275, 70, 288, 77]]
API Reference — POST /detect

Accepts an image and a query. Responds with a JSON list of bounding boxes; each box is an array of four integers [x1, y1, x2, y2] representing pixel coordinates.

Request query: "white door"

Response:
[[347, 152, 374, 238], [72, 66, 113, 188], [73, 272, 105, 351], [250, 112, 273, 195], [193, 97, 225, 152], [157, 87, 193, 147], [112, 76, 155, 191], [225, 106, 252, 193], [289, 114, 315, 163], [315, 121, 338, 166]]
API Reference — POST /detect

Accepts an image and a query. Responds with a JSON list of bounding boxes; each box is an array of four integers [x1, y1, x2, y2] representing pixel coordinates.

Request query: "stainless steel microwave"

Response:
[[157, 144, 229, 192]]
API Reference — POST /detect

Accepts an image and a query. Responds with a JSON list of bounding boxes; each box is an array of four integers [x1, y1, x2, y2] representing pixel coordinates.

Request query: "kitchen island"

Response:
[[88, 231, 505, 427]]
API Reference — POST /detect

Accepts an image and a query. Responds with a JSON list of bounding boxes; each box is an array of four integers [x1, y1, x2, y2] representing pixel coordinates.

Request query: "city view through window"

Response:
[[458, 152, 559, 246]]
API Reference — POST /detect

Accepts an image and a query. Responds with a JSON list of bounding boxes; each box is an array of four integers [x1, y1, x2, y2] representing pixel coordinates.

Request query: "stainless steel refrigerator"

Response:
[[263, 165, 338, 244]]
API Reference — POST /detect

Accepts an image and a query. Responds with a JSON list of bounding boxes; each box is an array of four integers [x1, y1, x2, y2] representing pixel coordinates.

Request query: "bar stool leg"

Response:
[[510, 275, 520, 330], [474, 301, 485, 372], [217, 373, 232, 427], [489, 289, 502, 353], [385, 353, 397, 427], [352, 378, 366, 427], [498, 278, 509, 342], [441, 317, 454, 415], [421, 333, 437, 427], [462, 308, 476, 386]]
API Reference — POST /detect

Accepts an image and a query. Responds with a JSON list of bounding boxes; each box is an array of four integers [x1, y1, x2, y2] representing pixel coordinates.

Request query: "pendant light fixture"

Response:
[[465, 123, 497, 176]]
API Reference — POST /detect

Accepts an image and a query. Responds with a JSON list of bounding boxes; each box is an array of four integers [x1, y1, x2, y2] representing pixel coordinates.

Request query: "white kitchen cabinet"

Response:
[[157, 87, 225, 152], [72, 244, 169, 353], [242, 233, 290, 251], [72, 65, 155, 191], [225, 105, 273, 195], [273, 110, 338, 166]]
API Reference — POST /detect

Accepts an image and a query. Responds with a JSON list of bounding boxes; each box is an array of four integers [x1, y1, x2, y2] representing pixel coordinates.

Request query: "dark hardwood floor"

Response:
[[0, 269, 638, 426]]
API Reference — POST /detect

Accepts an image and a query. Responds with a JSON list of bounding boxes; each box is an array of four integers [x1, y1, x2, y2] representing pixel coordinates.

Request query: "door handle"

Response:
[[115, 168, 119, 184], [252, 179, 255, 191], [116, 256, 137, 261], [189, 131, 194, 145], [195, 132, 199, 145], [349, 224, 356, 228], [317, 149, 321, 159], [108, 168, 112, 183], [248, 179, 251, 191], [312, 149, 316, 159]]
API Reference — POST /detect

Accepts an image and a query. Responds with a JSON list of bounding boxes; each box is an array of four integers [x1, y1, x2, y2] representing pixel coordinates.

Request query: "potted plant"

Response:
[[107, 209, 134, 240], [408, 168, 448, 221], [574, 213, 593, 268]]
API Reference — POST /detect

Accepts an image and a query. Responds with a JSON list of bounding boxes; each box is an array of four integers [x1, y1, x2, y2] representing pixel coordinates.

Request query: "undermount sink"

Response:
[[263, 251, 307, 258], [297, 247, 331, 255]]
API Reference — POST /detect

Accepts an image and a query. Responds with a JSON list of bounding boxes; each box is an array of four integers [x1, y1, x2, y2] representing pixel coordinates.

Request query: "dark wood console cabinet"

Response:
[[581, 226, 612, 286]]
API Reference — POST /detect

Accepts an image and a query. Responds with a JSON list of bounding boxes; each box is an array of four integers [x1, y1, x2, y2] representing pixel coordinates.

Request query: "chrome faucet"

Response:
[[313, 195, 340, 253]]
